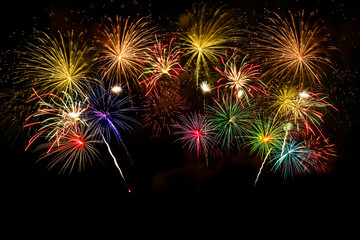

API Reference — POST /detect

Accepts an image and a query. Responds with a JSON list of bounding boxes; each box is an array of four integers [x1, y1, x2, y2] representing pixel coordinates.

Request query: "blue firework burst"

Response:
[[271, 139, 316, 180]]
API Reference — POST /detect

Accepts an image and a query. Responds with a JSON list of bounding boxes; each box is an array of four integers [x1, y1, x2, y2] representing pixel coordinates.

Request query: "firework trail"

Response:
[[100, 133, 127, 184], [254, 147, 272, 187]]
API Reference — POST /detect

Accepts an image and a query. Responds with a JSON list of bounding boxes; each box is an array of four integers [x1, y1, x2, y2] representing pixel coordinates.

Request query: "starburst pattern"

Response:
[[175, 112, 216, 158], [215, 51, 266, 103], [208, 92, 254, 151], [254, 11, 335, 86], [271, 139, 316, 180], [16, 31, 92, 96], [178, 3, 240, 85], [36, 124, 100, 175], [96, 16, 155, 92], [139, 36, 184, 96]]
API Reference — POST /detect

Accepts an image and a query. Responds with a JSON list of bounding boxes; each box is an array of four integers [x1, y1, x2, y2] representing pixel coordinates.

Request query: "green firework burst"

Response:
[[208, 92, 254, 152]]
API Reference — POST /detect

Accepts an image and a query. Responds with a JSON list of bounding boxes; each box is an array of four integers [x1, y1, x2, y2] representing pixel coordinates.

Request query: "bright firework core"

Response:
[[68, 111, 81, 120], [111, 85, 122, 93], [74, 137, 84, 146], [299, 91, 310, 98], [261, 136, 271, 142], [200, 82, 211, 93], [161, 68, 169, 74], [193, 130, 202, 137], [237, 89, 244, 98]]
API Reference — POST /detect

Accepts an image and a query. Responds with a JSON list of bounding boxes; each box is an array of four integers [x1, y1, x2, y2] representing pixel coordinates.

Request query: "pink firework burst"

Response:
[[174, 112, 216, 159]]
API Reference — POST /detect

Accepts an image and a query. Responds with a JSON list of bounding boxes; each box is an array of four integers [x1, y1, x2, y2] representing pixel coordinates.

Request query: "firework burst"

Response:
[[16, 31, 92, 96], [208, 92, 254, 152], [96, 16, 155, 92], [271, 139, 316, 180], [246, 116, 284, 158], [270, 86, 337, 139], [85, 79, 137, 142], [139, 36, 184, 96], [304, 135, 337, 173], [215, 51, 266, 103], [174, 112, 216, 166], [24, 89, 88, 154], [36, 124, 100, 175], [253, 11, 335, 86], [178, 3, 240, 85], [142, 86, 187, 135], [246, 116, 284, 186], [85, 79, 138, 166]]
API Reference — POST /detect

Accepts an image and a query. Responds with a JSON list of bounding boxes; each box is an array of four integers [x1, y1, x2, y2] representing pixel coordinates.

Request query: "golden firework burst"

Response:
[[253, 11, 336, 87], [96, 16, 155, 92], [16, 31, 92, 96], [178, 3, 240, 86]]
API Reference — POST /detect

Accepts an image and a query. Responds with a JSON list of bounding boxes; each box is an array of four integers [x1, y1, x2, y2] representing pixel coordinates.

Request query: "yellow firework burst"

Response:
[[178, 3, 240, 85], [96, 16, 155, 92], [254, 11, 336, 87], [270, 85, 299, 118], [16, 31, 92, 96]]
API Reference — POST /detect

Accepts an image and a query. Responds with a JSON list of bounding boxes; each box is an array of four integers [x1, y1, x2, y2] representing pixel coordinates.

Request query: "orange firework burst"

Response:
[[253, 11, 336, 87], [96, 16, 155, 92]]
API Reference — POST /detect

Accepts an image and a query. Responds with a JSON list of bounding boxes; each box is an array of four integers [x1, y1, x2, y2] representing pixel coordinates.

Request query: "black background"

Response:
[[0, 0, 359, 233]]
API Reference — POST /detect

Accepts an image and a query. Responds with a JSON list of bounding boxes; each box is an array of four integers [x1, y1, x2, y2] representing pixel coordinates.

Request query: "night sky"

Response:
[[0, 0, 359, 232]]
